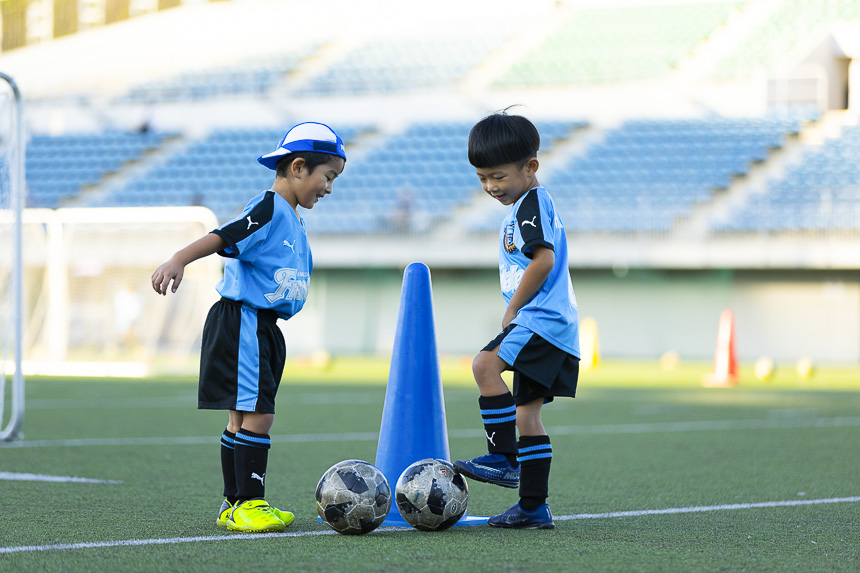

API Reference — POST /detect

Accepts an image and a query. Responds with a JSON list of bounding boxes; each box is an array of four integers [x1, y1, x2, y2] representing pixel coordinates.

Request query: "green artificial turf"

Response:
[[1, 366, 858, 572]]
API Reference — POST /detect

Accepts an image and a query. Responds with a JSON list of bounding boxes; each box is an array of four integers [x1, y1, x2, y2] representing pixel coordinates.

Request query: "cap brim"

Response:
[[258, 149, 288, 170]]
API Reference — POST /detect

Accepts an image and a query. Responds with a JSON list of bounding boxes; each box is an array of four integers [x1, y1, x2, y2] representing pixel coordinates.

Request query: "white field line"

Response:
[[2, 416, 859, 449], [554, 496, 860, 520], [1, 496, 857, 555], [24, 392, 385, 410], [0, 472, 122, 484]]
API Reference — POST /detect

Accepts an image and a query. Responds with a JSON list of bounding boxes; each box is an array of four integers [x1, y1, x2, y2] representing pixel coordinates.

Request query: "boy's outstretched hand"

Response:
[[150, 233, 228, 296], [151, 257, 185, 295]]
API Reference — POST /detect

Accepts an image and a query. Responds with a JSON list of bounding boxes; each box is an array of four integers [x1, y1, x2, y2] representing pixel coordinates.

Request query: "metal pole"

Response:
[[0, 71, 25, 441]]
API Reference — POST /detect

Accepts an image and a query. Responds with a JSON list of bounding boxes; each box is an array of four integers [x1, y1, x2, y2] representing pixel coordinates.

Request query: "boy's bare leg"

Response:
[[228, 411, 274, 434], [472, 349, 511, 397], [516, 399, 546, 436], [452, 348, 520, 488]]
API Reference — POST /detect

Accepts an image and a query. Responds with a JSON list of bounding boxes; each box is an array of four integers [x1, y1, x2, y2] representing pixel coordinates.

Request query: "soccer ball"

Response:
[[394, 458, 468, 531], [315, 460, 391, 535]]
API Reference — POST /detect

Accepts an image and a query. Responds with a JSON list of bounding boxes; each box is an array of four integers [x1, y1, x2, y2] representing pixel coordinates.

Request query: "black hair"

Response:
[[275, 151, 343, 178], [468, 110, 540, 169]]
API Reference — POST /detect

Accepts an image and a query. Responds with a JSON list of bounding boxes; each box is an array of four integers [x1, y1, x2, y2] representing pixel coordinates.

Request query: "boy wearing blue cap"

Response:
[[453, 111, 580, 529], [151, 122, 346, 533]]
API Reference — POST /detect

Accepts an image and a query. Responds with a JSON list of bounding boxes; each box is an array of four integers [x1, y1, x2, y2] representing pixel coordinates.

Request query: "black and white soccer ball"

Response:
[[315, 460, 391, 535], [394, 458, 469, 531]]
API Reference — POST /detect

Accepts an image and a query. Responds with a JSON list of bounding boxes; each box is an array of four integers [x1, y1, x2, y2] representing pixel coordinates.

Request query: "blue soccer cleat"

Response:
[[453, 453, 519, 488], [488, 502, 554, 529]]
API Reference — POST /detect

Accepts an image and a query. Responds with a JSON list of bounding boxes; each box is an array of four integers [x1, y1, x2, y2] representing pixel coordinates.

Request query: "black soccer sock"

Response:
[[479, 392, 518, 466], [220, 429, 238, 503], [234, 429, 271, 501], [518, 435, 552, 511]]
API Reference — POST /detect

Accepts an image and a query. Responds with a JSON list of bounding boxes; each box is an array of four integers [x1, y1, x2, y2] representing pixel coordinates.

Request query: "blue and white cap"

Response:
[[258, 122, 346, 170]]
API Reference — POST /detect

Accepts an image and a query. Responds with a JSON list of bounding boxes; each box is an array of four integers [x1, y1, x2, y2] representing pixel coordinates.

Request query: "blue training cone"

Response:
[[376, 262, 487, 527]]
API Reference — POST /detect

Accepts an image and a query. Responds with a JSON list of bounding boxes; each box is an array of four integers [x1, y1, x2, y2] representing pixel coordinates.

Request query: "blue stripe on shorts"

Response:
[[495, 324, 535, 369], [236, 305, 260, 411]]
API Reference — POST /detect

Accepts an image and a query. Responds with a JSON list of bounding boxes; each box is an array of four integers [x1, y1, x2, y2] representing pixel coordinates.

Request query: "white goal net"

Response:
[[21, 207, 222, 378]]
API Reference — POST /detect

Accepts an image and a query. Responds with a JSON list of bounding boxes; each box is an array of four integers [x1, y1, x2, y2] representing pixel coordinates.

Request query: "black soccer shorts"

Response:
[[198, 297, 286, 413], [483, 323, 579, 405]]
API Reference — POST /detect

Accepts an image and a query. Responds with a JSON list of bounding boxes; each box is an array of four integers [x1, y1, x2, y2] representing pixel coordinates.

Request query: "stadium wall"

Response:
[[283, 268, 860, 365]]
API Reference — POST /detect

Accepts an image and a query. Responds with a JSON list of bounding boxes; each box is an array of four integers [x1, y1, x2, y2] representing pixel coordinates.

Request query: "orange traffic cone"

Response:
[[702, 308, 738, 387]]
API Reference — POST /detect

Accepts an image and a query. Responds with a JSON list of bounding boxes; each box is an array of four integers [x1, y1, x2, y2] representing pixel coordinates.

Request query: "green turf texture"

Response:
[[1, 363, 858, 572]]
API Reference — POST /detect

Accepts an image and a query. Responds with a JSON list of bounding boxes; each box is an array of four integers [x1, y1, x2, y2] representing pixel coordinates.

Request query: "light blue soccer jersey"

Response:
[[499, 186, 580, 358], [212, 190, 311, 320]]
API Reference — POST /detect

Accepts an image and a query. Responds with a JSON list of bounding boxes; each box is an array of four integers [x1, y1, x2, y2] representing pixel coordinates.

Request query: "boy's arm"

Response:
[[502, 245, 554, 328], [151, 232, 228, 295]]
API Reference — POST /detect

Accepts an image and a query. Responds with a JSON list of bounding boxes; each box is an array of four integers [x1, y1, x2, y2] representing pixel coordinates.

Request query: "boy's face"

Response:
[[294, 157, 345, 210], [474, 158, 538, 206]]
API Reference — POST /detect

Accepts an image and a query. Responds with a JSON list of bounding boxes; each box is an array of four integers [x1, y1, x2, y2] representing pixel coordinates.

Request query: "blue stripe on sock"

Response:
[[483, 413, 517, 424], [518, 444, 552, 454], [235, 432, 271, 447], [480, 405, 517, 416], [518, 452, 553, 462]]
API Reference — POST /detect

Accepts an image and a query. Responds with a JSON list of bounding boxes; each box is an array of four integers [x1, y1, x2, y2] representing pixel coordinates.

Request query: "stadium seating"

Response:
[[115, 47, 318, 103], [297, 33, 507, 95], [40, 114, 838, 236], [714, 0, 860, 80], [468, 116, 807, 233], [496, 2, 741, 87], [97, 121, 584, 233], [25, 131, 173, 208], [16, 0, 860, 237], [298, 120, 585, 233], [714, 123, 860, 232], [100, 125, 370, 223]]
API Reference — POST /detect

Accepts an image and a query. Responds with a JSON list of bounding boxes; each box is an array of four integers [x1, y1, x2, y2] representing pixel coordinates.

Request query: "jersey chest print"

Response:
[[264, 267, 310, 303]]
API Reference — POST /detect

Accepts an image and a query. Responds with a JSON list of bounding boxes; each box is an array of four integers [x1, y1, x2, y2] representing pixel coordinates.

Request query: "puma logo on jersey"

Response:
[[485, 431, 496, 447], [521, 216, 537, 228], [251, 472, 265, 486], [283, 239, 295, 252], [246, 216, 259, 230]]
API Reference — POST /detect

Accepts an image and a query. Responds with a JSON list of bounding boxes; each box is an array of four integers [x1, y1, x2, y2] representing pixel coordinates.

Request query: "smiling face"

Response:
[[475, 158, 539, 206], [296, 157, 345, 210], [277, 156, 345, 212]]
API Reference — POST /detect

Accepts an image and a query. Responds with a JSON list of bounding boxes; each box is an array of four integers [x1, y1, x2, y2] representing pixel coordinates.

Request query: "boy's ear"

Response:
[[290, 157, 307, 178], [526, 157, 539, 175]]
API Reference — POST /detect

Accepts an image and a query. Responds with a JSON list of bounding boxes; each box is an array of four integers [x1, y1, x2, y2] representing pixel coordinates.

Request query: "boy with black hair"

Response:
[[453, 111, 580, 530], [151, 122, 346, 533]]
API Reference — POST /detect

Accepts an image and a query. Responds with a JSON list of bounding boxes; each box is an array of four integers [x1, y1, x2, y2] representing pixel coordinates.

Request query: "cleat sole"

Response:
[[488, 522, 555, 529], [225, 520, 286, 533]]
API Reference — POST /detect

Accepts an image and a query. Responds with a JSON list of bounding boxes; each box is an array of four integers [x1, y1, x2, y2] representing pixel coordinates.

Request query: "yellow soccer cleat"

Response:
[[226, 499, 286, 533], [216, 499, 233, 528], [270, 506, 295, 527]]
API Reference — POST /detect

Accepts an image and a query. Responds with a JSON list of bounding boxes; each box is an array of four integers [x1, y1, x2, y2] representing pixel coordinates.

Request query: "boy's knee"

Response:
[[472, 351, 498, 381], [240, 412, 275, 435], [471, 353, 486, 379]]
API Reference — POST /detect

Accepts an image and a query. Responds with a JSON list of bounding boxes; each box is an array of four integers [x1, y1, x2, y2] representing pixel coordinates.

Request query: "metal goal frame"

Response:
[[1, 72, 25, 441]]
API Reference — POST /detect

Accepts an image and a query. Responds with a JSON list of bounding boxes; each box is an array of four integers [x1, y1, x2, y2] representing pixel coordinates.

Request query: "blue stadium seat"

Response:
[[713, 123, 860, 232]]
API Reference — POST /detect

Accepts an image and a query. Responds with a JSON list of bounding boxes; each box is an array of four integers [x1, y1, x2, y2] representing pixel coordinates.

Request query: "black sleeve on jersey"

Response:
[[212, 191, 275, 258], [516, 189, 554, 259]]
